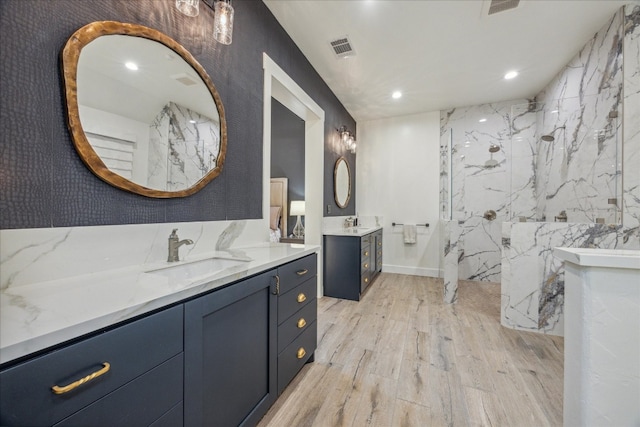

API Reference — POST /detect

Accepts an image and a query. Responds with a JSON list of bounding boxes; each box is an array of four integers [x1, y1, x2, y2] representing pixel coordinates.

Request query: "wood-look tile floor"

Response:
[[258, 273, 564, 427]]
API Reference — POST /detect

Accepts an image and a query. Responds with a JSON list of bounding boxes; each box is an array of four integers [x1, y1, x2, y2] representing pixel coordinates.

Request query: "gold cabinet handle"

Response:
[[296, 269, 309, 276], [297, 293, 307, 303], [364, 263, 369, 269], [378, 242, 382, 246], [364, 277, 369, 283], [297, 318, 307, 328], [297, 347, 306, 359], [364, 251, 369, 256], [272, 275, 280, 295], [52, 362, 111, 395]]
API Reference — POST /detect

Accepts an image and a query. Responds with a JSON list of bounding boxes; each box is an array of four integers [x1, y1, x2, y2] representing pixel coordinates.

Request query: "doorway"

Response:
[[262, 54, 325, 296]]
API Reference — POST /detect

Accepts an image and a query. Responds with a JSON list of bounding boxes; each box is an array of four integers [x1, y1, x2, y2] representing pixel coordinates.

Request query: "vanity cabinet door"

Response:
[[323, 235, 361, 301], [184, 270, 277, 427], [0, 306, 183, 427]]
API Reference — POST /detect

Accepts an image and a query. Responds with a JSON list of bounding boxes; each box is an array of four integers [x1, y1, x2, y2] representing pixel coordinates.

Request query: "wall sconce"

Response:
[[175, 0, 234, 45], [337, 125, 357, 154], [290, 200, 306, 238]]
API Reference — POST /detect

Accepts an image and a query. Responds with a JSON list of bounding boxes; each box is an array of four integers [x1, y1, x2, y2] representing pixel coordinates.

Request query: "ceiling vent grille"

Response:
[[488, 0, 520, 15], [330, 36, 356, 58]]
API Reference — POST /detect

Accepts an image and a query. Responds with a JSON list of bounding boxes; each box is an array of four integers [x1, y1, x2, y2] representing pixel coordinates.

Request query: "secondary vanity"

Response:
[[324, 227, 382, 301]]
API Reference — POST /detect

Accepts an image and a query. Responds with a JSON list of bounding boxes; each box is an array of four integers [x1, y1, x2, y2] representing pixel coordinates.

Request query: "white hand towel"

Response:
[[403, 224, 417, 244]]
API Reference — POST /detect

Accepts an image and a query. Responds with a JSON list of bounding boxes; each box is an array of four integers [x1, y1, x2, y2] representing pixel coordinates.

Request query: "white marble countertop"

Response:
[[0, 243, 319, 365], [323, 225, 382, 237], [554, 247, 640, 270]]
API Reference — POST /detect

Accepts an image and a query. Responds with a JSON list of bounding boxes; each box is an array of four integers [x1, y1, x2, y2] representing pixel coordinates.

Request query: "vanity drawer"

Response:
[[0, 305, 183, 427], [361, 245, 371, 260], [277, 321, 317, 395], [361, 272, 371, 293], [278, 300, 317, 353], [278, 278, 316, 325], [361, 258, 371, 273], [361, 235, 371, 245], [277, 254, 317, 295], [55, 353, 183, 427]]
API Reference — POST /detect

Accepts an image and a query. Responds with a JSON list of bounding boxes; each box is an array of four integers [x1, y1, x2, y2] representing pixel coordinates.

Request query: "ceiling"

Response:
[[262, 0, 631, 122]]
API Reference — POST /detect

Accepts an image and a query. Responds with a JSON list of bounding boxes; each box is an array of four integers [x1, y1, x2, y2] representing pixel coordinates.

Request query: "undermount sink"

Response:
[[146, 257, 250, 281]]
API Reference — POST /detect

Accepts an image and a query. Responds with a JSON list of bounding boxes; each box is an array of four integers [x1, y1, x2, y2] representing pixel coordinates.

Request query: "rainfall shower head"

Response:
[[541, 125, 566, 142]]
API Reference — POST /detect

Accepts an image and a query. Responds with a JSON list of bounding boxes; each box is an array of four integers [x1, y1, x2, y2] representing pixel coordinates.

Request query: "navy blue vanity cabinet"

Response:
[[323, 230, 382, 301], [184, 270, 278, 427], [275, 254, 318, 395], [0, 305, 184, 427]]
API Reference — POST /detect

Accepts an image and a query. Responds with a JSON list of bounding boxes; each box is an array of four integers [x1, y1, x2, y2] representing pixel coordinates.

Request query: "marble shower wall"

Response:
[[623, 4, 640, 249], [440, 7, 637, 282], [535, 8, 624, 225], [148, 102, 221, 191], [501, 222, 622, 336], [440, 99, 536, 282]]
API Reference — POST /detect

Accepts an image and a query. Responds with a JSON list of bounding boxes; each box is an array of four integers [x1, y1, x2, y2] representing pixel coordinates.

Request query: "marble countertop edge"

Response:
[[323, 225, 382, 237], [0, 243, 320, 366]]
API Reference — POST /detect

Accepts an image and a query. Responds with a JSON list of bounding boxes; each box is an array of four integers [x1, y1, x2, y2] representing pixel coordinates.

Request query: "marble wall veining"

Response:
[[440, 7, 638, 288], [148, 102, 221, 191], [501, 222, 622, 336]]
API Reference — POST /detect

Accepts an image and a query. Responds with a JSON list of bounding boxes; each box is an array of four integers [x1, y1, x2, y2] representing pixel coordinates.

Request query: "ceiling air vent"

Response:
[[330, 36, 356, 58], [487, 0, 520, 15], [171, 73, 198, 86]]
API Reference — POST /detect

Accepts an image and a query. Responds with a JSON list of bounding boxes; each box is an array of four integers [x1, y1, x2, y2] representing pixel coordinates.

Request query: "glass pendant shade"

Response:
[[176, 0, 200, 17], [214, 1, 234, 45]]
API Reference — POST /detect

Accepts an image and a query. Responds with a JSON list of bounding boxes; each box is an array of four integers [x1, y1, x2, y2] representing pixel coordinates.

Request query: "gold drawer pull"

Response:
[[297, 293, 307, 303], [52, 362, 111, 395], [364, 263, 369, 268], [364, 277, 369, 283], [296, 269, 309, 276], [297, 318, 307, 328], [297, 347, 306, 359], [364, 251, 369, 256], [378, 242, 382, 246]]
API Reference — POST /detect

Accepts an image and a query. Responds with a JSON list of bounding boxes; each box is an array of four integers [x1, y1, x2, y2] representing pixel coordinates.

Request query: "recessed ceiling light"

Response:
[[504, 70, 518, 80], [479, 118, 487, 123], [125, 62, 139, 71], [392, 91, 402, 99]]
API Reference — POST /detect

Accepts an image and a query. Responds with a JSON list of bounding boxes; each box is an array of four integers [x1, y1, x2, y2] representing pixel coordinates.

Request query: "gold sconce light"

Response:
[[175, 0, 234, 45], [337, 125, 356, 153]]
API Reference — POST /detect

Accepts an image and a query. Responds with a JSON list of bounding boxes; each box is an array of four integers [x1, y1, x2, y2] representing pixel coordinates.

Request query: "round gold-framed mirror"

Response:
[[334, 157, 351, 208], [61, 21, 227, 198]]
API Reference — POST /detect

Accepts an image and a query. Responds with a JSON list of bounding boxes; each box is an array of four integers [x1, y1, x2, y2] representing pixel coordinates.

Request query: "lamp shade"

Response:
[[290, 201, 305, 216]]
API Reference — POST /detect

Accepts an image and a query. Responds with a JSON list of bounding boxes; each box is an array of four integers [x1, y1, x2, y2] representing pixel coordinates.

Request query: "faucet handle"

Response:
[[170, 229, 178, 238]]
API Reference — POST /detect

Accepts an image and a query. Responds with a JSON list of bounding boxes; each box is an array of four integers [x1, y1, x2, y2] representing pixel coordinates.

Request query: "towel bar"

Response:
[[392, 222, 429, 227]]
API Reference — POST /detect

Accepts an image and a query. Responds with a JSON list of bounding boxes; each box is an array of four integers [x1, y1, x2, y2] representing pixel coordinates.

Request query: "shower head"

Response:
[[541, 125, 566, 142], [488, 144, 500, 153]]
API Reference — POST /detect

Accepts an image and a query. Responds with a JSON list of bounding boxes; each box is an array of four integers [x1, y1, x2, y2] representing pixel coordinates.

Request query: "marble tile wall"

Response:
[[501, 222, 622, 336], [440, 7, 637, 288], [623, 4, 640, 249], [442, 220, 460, 303], [148, 102, 221, 191], [0, 220, 269, 292]]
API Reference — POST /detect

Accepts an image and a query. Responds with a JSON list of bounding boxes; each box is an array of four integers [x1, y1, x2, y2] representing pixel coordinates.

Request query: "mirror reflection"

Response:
[[62, 21, 227, 198], [334, 157, 351, 208]]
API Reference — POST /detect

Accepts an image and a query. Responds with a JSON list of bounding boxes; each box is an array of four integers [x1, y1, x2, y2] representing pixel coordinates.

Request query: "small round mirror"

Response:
[[334, 157, 351, 208]]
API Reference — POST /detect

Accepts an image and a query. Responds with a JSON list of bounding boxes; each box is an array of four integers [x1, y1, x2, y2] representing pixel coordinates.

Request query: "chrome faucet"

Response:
[[167, 229, 193, 262]]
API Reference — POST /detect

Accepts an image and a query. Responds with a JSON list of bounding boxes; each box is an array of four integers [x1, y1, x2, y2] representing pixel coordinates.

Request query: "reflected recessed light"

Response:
[[504, 70, 518, 80], [479, 118, 487, 123], [189, 120, 196, 124], [125, 62, 139, 71], [392, 91, 402, 99]]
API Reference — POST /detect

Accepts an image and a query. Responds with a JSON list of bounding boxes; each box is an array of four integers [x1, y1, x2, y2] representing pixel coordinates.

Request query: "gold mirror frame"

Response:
[[334, 157, 351, 209], [61, 21, 227, 198]]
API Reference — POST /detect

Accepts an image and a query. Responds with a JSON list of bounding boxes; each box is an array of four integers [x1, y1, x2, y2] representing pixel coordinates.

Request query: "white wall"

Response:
[[356, 111, 441, 277]]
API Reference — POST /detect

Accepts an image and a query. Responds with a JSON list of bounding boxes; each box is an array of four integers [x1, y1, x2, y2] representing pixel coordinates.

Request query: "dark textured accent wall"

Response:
[[270, 100, 304, 237], [0, 0, 356, 229]]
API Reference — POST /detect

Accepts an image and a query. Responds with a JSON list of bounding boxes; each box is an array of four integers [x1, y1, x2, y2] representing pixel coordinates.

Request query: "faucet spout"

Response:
[[167, 229, 194, 262]]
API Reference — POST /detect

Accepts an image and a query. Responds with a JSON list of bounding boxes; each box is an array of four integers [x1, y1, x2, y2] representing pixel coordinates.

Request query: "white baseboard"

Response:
[[382, 264, 442, 278]]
